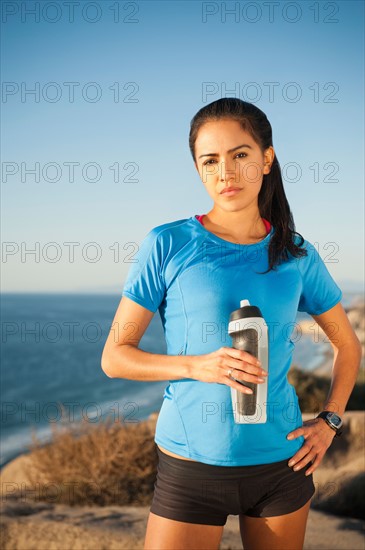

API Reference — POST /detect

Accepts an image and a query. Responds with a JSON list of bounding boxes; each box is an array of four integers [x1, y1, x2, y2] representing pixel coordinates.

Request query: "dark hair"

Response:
[[189, 98, 307, 273]]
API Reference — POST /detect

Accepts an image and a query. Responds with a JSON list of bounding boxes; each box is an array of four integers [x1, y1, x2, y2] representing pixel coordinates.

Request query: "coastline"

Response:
[[297, 298, 364, 378], [1, 299, 363, 549], [1, 410, 364, 550]]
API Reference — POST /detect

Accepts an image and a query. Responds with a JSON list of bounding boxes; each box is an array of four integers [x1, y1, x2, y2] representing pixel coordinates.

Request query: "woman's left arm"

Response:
[[286, 301, 362, 476]]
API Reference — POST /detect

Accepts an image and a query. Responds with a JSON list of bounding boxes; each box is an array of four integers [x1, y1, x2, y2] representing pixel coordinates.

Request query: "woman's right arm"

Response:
[[101, 296, 267, 393], [101, 296, 194, 381]]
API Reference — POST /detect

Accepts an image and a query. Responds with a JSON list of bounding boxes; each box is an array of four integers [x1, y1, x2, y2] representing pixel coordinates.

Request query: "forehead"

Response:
[[195, 119, 255, 150]]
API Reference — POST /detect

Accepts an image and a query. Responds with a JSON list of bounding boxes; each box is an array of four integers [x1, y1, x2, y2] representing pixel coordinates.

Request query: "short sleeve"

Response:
[[122, 228, 166, 313], [297, 242, 343, 315]]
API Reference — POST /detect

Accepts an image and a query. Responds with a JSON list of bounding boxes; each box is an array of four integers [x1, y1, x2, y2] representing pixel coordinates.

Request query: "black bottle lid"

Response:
[[229, 299, 263, 323]]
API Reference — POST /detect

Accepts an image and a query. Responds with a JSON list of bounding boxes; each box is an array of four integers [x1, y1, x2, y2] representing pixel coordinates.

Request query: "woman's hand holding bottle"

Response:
[[190, 346, 268, 393]]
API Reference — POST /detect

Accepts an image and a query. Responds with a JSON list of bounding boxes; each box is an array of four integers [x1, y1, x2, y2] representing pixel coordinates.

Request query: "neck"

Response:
[[205, 206, 266, 241]]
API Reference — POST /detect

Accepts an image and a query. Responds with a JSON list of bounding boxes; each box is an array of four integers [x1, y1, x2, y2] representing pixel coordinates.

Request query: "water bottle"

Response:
[[228, 299, 269, 423]]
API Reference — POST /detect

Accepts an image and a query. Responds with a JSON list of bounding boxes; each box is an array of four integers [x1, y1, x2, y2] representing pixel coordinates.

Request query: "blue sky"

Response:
[[1, 0, 364, 293]]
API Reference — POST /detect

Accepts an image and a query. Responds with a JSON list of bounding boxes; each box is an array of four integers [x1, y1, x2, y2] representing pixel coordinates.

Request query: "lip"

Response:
[[220, 188, 242, 196]]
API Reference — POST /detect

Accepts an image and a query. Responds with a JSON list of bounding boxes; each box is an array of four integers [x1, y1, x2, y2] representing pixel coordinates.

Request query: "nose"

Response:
[[220, 160, 239, 183]]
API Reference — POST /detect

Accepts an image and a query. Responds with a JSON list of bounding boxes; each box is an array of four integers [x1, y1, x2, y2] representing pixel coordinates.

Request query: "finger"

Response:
[[291, 451, 317, 471], [234, 359, 268, 378], [227, 358, 267, 379], [305, 455, 322, 476], [226, 376, 254, 395], [224, 347, 262, 368], [287, 428, 305, 440], [288, 443, 312, 466], [228, 367, 266, 385]]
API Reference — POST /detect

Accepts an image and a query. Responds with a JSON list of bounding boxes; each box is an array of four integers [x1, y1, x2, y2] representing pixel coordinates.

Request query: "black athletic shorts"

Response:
[[150, 446, 316, 526]]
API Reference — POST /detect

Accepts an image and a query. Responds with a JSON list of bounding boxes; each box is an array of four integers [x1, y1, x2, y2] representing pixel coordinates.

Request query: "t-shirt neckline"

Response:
[[191, 214, 274, 249]]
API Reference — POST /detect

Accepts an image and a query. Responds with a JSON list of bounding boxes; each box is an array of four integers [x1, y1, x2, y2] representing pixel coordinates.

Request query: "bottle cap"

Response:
[[229, 299, 263, 325]]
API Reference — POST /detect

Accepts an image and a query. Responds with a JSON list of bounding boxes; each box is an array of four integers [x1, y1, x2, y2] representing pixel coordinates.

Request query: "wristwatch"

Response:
[[316, 410, 343, 437]]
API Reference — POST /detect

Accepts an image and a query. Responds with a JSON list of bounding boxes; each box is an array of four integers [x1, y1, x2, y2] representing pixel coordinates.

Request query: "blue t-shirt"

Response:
[[121, 215, 343, 466]]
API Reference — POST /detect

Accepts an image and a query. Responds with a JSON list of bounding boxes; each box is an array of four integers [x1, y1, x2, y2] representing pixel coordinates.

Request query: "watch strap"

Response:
[[316, 411, 343, 437]]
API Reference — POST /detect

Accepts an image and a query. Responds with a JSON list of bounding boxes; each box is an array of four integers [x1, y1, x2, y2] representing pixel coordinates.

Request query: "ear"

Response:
[[263, 146, 275, 175]]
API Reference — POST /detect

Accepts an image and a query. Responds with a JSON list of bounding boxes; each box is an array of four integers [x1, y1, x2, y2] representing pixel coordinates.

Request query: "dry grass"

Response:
[[26, 408, 158, 507], [14, 369, 364, 516]]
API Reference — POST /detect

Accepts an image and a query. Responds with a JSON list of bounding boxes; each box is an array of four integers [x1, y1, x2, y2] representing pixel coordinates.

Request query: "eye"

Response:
[[203, 152, 247, 166]]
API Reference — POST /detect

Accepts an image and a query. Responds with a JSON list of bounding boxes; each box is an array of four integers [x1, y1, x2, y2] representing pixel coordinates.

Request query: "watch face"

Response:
[[328, 412, 342, 428]]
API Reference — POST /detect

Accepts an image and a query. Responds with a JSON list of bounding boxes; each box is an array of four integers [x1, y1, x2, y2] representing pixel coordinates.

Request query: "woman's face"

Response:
[[194, 118, 274, 212]]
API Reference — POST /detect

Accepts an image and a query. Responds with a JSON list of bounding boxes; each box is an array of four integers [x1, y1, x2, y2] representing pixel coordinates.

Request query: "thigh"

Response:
[[144, 511, 224, 550], [239, 499, 311, 550]]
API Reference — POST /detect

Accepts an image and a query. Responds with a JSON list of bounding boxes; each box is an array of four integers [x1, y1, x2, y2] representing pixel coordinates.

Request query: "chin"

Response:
[[218, 203, 244, 212]]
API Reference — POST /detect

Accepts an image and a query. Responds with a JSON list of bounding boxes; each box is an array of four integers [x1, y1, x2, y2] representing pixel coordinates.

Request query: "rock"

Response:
[[302, 411, 365, 519]]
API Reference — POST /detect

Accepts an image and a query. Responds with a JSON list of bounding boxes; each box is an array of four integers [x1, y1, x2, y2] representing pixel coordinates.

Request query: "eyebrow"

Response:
[[198, 143, 253, 159]]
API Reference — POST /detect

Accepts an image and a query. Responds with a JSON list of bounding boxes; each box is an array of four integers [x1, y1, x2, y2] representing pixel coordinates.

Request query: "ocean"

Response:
[[0, 291, 361, 469]]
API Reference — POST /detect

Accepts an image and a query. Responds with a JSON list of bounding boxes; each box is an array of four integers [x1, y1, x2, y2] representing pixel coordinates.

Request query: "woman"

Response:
[[101, 98, 362, 550]]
